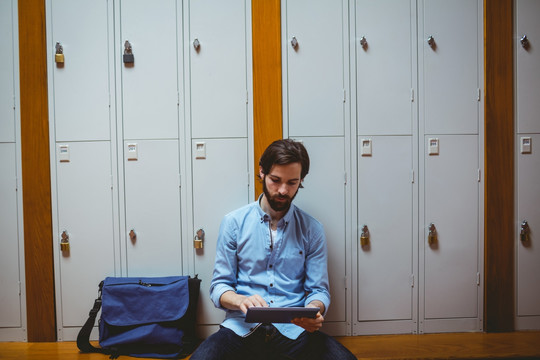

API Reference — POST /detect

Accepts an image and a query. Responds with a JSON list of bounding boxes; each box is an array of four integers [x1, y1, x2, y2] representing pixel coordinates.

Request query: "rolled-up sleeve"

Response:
[[209, 215, 239, 309]]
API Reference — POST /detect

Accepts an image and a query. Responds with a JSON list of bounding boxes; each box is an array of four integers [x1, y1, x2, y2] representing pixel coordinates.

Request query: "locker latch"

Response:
[[129, 229, 137, 242], [520, 220, 530, 243], [194, 228, 205, 249], [60, 230, 70, 252], [520, 35, 530, 50], [123, 40, 134, 64], [427, 35, 436, 50], [360, 225, 370, 247], [193, 38, 201, 51], [291, 36, 298, 49], [55, 42, 65, 64], [359, 36, 368, 50], [428, 223, 437, 245]]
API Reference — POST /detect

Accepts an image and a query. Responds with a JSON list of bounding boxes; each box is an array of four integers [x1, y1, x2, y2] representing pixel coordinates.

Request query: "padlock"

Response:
[[123, 40, 134, 64], [428, 223, 437, 245], [60, 230, 70, 251], [194, 228, 205, 249], [55, 42, 64, 64], [360, 225, 369, 247]]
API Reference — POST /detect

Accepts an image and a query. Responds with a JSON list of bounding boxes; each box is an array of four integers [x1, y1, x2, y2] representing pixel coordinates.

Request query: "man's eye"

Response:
[[271, 178, 279, 183]]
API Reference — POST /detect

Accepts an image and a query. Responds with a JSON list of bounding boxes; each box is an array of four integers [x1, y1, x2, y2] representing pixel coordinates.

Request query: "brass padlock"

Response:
[[520, 220, 530, 242], [194, 228, 205, 249], [428, 223, 437, 245], [60, 230, 70, 251], [123, 40, 134, 64], [360, 225, 369, 246], [55, 42, 64, 64]]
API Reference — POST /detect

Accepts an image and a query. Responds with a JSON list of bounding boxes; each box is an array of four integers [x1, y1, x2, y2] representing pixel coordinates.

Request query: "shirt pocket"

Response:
[[280, 247, 306, 281]]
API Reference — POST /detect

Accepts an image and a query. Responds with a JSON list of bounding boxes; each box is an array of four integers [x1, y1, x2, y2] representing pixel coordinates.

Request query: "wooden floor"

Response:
[[1, 331, 539, 359]]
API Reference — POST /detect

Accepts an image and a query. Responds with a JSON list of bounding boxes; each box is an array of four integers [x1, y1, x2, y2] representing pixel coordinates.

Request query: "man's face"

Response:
[[260, 162, 302, 212]]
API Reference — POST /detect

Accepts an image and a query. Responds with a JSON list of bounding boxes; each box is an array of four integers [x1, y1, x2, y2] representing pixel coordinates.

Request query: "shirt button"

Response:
[[270, 283, 273, 287], [270, 300, 274, 303], [269, 264, 273, 268]]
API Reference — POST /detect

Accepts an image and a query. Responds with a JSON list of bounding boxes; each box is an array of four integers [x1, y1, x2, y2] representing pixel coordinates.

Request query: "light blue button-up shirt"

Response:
[[210, 198, 331, 340]]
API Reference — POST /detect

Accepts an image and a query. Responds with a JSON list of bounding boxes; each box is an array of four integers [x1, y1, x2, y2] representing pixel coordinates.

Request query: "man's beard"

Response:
[[262, 177, 298, 212]]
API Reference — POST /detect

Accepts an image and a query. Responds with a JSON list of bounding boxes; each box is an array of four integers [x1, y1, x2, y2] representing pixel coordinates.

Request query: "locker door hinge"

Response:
[[477, 169, 481, 182], [18, 281, 21, 295], [15, 176, 18, 191], [477, 88, 481, 101], [409, 274, 415, 287], [108, 93, 111, 108], [246, 91, 249, 104], [178, 92, 180, 106], [179, 173, 182, 188], [343, 89, 346, 103], [110, 175, 113, 190], [344, 172, 347, 185], [476, 272, 480, 286], [248, 172, 250, 187], [411, 170, 415, 183], [410, 88, 414, 102], [344, 276, 348, 290], [13, 95, 16, 110]]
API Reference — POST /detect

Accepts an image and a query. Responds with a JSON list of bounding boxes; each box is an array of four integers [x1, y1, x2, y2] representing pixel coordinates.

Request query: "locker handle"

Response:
[[193, 38, 201, 51], [359, 36, 368, 50], [520, 35, 530, 50], [520, 220, 530, 242], [129, 229, 137, 242], [427, 35, 436, 49], [428, 223, 437, 245], [291, 36, 298, 49]]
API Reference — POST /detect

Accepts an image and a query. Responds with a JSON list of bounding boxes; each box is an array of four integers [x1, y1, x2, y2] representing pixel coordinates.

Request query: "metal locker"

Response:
[[0, 144, 21, 328], [421, 0, 480, 135], [188, 0, 248, 139], [119, 0, 180, 140], [191, 139, 250, 336], [516, 0, 540, 134], [356, 0, 416, 136], [516, 134, 540, 328], [49, 0, 113, 142], [355, 136, 416, 335], [54, 142, 116, 335], [292, 137, 348, 335], [123, 140, 182, 276], [422, 135, 481, 332], [0, 0, 15, 143], [283, 0, 347, 137]]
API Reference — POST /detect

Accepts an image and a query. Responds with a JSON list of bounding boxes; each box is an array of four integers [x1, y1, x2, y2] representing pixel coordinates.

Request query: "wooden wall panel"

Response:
[[252, 0, 283, 198], [18, 0, 56, 341], [484, 0, 514, 332]]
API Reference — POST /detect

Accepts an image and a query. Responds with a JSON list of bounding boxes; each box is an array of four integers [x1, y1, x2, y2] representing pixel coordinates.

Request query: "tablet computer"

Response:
[[245, 307, 320, 323]]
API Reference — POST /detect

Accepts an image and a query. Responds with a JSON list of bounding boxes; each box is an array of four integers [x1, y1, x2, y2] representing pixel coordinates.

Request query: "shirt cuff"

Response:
[[305, 294, 331, 316], [210, 283, 236, 309]]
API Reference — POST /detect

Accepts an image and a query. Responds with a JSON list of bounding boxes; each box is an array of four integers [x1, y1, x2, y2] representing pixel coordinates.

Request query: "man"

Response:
[[190, 139, 356, 359]]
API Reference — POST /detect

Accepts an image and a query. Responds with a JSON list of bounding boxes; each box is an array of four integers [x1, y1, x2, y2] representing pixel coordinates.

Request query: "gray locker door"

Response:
[[293, 137, 347, 334], [50, 0, 112, 142], [516, 0, 540, 134], [421, 0, 479, 135], [120, 0, 180, 140], [189, 0, 248, 139], [124, 140, 182, 276], [356, 136, 415, 334], [423, 135, 479, 323], [56, 142, 116, 328], [192, 139, 250, 330], [0, 0, 15, 143], [356, 0, 415, 136], [284, 0, 346, 137], [0, 144, 21, 328], [516, 135, 540, 326]]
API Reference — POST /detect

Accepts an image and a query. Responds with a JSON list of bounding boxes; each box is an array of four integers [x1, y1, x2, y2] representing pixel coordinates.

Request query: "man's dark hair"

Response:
[[259, 139, 310, 183]]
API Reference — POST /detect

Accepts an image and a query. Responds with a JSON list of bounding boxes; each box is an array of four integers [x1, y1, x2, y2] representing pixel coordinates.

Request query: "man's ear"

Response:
[[259, 166, 265, 180]]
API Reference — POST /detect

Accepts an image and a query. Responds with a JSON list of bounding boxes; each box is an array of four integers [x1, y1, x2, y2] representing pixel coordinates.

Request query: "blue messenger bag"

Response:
[[77, 275, 200, 359]]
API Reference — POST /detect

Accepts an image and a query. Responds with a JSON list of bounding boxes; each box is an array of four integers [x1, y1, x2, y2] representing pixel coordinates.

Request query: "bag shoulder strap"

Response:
[[76, 281, 110, 355]]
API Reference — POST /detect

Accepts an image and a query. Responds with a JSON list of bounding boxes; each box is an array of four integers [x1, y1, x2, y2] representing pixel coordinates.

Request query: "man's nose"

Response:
[[278, 183, 289, 195]]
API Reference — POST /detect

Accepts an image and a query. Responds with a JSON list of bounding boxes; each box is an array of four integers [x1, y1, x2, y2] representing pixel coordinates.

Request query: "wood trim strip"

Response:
[[252, 0, 283, 198], [18, 0, 56, 341], [484, 0, 514, 332]]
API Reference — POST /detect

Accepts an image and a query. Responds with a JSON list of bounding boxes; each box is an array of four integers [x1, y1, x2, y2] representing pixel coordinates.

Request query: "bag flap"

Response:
[[101, 276, 189, 326]]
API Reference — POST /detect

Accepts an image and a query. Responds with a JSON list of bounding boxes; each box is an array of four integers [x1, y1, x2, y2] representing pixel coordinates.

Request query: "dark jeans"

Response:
[[189, 324, 357, 360]]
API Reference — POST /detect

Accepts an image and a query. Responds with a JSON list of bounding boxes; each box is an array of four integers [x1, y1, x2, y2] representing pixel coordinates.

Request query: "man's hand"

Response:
[[220, 291, 268, 314], [291, 301, 325, 332]]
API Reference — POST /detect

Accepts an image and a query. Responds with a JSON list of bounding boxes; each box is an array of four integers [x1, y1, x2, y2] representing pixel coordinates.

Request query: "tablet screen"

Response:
[[244, 307, 320, 323]]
